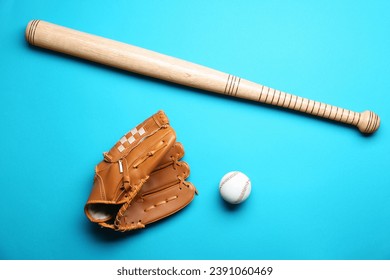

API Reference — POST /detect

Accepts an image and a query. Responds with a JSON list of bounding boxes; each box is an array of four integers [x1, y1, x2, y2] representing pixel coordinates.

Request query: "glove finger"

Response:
[[141, 160, 190, 195], [119, 180, 196, 230], [113, 142, 189, 231], [156, 141, 184, 169], [117, 159, 196, 230]]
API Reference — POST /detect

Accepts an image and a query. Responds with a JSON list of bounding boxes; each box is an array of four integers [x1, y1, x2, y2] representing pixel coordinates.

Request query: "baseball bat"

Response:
[[26, 20, 380, 134]]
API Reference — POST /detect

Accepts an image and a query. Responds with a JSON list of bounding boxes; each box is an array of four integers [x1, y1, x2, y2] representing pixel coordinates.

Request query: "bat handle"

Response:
[[241, 82, 380, 133], [215, 75, 380, 133]]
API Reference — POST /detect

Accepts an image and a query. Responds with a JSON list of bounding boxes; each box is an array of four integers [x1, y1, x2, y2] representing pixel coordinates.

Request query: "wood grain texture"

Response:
[[26, 20, 380, 134]]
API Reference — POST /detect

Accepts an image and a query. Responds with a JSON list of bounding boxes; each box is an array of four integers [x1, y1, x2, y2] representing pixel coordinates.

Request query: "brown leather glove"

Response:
[[84, 111, 197, 231]]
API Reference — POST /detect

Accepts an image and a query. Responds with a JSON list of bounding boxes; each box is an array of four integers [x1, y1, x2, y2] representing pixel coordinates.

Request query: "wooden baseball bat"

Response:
[[26, 20, 380, 134]]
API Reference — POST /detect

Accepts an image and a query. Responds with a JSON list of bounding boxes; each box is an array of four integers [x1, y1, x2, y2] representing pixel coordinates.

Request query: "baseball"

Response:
[[219, 171, 251, 204]]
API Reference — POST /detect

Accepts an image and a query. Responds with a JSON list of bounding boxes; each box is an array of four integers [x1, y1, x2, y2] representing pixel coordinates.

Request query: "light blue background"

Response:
[[0, 0, 389, 260]]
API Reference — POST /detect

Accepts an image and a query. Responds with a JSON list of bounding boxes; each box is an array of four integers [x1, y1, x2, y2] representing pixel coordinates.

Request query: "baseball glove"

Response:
[[84, 111, 197, 231]]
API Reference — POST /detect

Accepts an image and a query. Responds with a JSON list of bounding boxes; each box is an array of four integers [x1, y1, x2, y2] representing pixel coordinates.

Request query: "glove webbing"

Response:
[[103, 110, 169, 163]]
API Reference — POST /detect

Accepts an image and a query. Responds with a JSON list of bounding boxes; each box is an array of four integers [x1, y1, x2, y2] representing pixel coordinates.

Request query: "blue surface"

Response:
[[0, 0, 389, 260]]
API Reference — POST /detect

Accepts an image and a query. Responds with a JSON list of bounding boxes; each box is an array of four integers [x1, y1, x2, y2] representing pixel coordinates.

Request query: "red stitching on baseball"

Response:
[[234, 179, 250, 203], [219, 171, 239, 189]]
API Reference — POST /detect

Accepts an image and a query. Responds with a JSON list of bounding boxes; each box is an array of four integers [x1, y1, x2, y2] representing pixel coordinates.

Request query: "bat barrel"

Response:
[[25, 20, 230, 93], [26, 20, 380, 134]]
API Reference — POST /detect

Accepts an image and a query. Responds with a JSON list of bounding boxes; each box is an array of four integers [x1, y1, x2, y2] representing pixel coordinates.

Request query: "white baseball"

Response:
[[219, 171, 251, 204]]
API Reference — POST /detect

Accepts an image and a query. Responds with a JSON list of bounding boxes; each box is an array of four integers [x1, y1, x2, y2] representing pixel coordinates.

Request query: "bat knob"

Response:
[[25, 20, 40, 45], [357, 110, 380, 134]]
